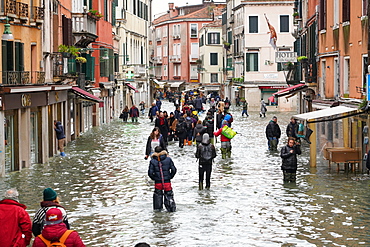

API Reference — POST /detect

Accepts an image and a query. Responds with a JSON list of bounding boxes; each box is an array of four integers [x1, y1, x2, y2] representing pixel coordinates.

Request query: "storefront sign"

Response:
[[275, 52, 297, 63], [3, 92, 48, 110], [264, 74, 278, 79], [21, 94, 32, 107], [259, 86, 286, 89]]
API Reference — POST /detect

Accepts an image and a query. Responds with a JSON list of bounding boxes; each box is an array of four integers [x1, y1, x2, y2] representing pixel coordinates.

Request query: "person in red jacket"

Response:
[[214, 120, 232, 159], [0, 188, 32, 247], [33, 208, 85, 247]]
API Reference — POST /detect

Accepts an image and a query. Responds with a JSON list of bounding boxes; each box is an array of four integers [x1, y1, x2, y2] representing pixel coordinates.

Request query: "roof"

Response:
[[293, 106, 359, 123], [203, 19, 222, 27], [153, 5, 225, 25]]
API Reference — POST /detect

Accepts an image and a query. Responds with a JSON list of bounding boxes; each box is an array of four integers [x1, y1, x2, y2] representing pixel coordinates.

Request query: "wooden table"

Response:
[[324, 147, 361, 172]]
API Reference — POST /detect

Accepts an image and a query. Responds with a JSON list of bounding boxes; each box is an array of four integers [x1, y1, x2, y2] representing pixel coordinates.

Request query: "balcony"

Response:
[[32, 6, 44, 24], [16, 2, 28, 21], [169, 55, 181, 63], [172, 35, 180, 39], [154, 56, 162, 63], [134, 65, 146, 77], [72, 13, 98, 47], [1, 71, 45, 85], [5, 0, 16, 17]]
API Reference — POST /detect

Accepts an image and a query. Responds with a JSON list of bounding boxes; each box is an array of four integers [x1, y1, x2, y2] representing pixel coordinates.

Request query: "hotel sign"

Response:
[[275, 52, 297, 63]]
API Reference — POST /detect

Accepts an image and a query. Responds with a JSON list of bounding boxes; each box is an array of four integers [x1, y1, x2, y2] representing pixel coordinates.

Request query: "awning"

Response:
[[293, 106, 360, 123], [273, 83, 308, 97], [168, 81, 184, 88], [71, 87, 104, 107], [126, 83, 137, 92], [153, 80, 167, 88]]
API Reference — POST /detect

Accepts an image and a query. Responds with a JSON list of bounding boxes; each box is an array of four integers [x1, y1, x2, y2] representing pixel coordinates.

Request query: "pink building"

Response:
[[152, 1, 225, 89]]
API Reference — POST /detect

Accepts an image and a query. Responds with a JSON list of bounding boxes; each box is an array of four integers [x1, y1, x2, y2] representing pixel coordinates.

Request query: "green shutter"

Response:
[[228, 31, 232, 44], [108, 48, 113, 76], [210, 53, 218, 65], [6, 41, 14, 71], [15, 42, 20, 71], [253, 54, 258, 71], [208, 33, 211, 45], [277, 62, 282, 71], [2, 40, 7, 72], [112, 3, 116, 25], [216, 33, 220, 44], [68, 58, 76, 74]]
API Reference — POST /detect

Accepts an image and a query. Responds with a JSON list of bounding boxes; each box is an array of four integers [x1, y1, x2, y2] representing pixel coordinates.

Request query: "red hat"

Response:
[[45, 208, 63, 225]]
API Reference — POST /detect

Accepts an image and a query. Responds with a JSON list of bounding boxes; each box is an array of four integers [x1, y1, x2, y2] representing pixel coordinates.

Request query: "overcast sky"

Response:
[[152, 0, 224, 19]]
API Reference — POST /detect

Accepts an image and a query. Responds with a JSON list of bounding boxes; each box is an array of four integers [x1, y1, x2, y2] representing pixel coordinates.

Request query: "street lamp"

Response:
[[2, 18, 13, 41]]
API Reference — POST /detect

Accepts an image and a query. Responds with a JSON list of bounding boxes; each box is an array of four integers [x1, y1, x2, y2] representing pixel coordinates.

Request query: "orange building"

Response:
[[318, 0, 368, 100]]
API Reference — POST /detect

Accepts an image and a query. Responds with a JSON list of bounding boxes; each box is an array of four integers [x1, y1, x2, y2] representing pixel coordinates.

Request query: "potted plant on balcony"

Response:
[[223, 41, 230, 50], [88, 9, 104, 20], [75, 56, 87, 63], [292, 12, 299, 18], [297, 56, 308, 63], [68, 46, 80, 58], [58, 45, 70, 58]]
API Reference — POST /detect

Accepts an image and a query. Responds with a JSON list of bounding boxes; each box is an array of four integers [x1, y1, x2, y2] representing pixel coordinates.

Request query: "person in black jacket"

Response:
[[145, 127, 166, 160], [54, 120, 66, 156], [195, 133, 216, 190], [203, 116, 215, 144], [280, 137, 301, 182], [286, 117, 298, 140], [148, 146, 177, 212], [175, 116, 187, 148], [265, 116, 281, 151], [193, 120, 206, 146]]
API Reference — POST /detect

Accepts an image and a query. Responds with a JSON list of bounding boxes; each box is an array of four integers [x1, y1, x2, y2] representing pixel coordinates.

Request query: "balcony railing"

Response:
[[154, 56, 162, 63], [170, 55, 181, 62], [32, 6, 44, 22], [1, 71, 45, 85], [6, 0, 17, 17], [134, 65, 146, 76], [72, 13, 98, 47], [189, 54, 198, 60], [16, 1, 28, 20]]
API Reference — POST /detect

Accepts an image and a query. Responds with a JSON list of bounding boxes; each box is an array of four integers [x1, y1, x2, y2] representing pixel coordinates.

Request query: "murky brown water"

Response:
[[1, 102, 370, 246]]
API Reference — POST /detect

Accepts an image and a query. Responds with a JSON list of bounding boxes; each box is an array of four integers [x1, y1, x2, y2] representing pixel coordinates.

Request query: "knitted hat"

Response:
[[154, 146, 163, 153], [43, 188, 57, 201], [45, 208, 63, 225]]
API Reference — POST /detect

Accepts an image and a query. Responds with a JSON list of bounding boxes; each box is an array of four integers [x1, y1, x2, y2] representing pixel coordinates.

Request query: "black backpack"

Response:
[[200, 144, 213, 162], [185, 119, 193, 130], [176, 122, 185, 134]]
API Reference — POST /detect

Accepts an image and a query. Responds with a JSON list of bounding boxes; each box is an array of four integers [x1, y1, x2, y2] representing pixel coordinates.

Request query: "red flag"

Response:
[[265, 14, 277, 49]]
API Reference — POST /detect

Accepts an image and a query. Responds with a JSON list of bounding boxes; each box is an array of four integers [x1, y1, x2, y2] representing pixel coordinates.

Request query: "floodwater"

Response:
[[1, 101, 370, 246]]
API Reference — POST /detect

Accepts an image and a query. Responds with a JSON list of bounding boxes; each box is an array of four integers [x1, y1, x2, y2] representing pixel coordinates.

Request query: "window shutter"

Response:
[[342, 0, 350, 22], [2, 41, 7, 72], [6, 41, 14, 71], [253, 53, 258, 71], [319, 0, 326, 30], [15, 42, 20, 71], [228, 31, 232, 44], [112, 3, 116, 25], [216, 33, 220, 44], [68, 18, 72, 46], [246, 53, 250, 71], [208, 33, 211, 45]]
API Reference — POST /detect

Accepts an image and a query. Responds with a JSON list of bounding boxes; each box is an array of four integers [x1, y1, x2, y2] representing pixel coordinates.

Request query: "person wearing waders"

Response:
[[148, 146, 177, 212], [213, 120, 232, 159], [195, 133, 216, 190], [265, 116, 281, 151], [280, 137, 301, 183], [175, 116, 187, 148]]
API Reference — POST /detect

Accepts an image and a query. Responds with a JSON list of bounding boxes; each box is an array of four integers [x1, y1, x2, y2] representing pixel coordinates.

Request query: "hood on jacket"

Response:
[[41, 223, 68, 241], [151, 150, 168, 160], [195, 123, 204, 129], [55, 121, 62, 127], [202, 133, 210, 144], [0, 199, 27, 209], [179, 117, 185, 123]]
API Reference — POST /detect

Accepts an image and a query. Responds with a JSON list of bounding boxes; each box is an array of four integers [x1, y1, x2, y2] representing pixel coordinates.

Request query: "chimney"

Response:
[[169, 3, 174, 10]]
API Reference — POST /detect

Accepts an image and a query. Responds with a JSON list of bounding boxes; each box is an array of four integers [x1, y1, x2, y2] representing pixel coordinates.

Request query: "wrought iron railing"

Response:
[[32, 6, 44, 21], [1, 71, 45, 85]]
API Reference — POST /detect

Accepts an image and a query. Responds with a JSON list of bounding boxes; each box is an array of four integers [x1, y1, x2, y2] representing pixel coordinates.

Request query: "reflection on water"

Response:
[[1, 102, 370, 246]]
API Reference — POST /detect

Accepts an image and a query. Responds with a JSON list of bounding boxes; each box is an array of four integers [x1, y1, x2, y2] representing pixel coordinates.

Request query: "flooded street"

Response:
[[1, 101, 370, 246]]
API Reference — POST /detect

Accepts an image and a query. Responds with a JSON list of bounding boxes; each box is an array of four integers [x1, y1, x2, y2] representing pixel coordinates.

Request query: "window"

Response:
[[211, 73, 218, 83], [249, 16, 258, 33], [163, 45, 168, 57], [174, 64, 181, 76], [173, 43, 181, 56], [227, 31, 232, 44], [163, 26, 167, 37], [333, 0, 339, 27], [246, 53, 258, 71], [190, 65, 198, 79], [208, 33, 220, 44], [363, 0, 368, 16], [319, 0, 326, 30], [320, 60, 326, 98], [173, 24, 180, 38], [343, 57, 350, 95], [163, 65, 167, 77], [199, 35, 204, 47], [227, 58, 232, 69], [190, 24, 198, 38], [156, 28, 161, 40], [342, 0, 350, 22], [280, 15, 289, 32], [191, 43, 199, 59], [157, 46, 162, 57], [210, 53, 218, 65]]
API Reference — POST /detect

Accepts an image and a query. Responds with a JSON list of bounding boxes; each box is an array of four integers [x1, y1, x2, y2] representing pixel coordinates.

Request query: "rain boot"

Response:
[[221, 148, 227, 159], [199, 182, 203, 190], [164, 190, 176, 212], [153, 189, 163, 211], [184, 140, 187, 146], [188, 140, 192, 146], [226, 148, 231, 158], [60, 152, 66, 157]]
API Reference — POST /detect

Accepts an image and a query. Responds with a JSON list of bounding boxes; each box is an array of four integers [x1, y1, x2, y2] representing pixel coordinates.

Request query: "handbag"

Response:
[[119, 113, 124, 119]]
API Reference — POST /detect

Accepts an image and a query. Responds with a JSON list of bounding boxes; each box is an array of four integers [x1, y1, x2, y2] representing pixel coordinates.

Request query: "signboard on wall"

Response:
[[275, 52, 297, 63]]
